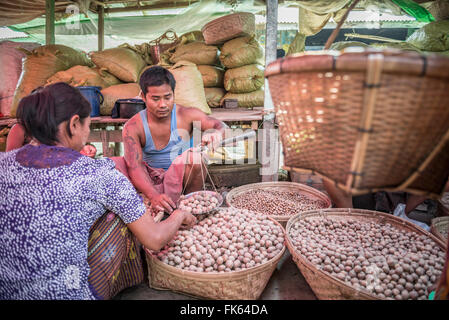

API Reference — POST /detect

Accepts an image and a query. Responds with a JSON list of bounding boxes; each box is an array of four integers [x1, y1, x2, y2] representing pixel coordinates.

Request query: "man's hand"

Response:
[[201, 130, 223, 153], [150, 193, 176, 213]]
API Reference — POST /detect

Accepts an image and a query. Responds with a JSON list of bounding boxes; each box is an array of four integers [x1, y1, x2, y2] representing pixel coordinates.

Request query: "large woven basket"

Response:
[[285, 208, 447, 300], [144, 216, 286, 300], [201, 12, 255, 45], [431, 216, 449, 243], [265, 49, 449, 199], [226, 181, 331, 228]]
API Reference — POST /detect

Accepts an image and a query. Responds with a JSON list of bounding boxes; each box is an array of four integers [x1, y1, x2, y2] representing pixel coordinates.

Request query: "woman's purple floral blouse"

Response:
[[0, 144, 146, 299]]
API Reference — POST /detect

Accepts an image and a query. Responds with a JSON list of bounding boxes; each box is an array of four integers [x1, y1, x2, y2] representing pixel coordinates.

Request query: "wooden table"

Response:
[[1, 107, 266, 157]]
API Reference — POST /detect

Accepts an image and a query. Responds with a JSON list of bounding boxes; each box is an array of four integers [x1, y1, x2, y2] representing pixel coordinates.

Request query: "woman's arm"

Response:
[[6, 124, 26, 151], [127, 209, 196, 251]]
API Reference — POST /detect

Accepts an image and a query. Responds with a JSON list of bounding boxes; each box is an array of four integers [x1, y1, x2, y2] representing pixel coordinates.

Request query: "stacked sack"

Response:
[[219, 35, 265, 109], [89, 45, 148, 115], [173, 31, 226, 109], [9, 44, 94, 117], [0, 41, 40, 118], [158, 31, 217, 114]]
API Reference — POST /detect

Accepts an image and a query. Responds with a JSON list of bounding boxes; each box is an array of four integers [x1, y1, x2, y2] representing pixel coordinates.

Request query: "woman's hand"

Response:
[[178, 209, 197, 229]]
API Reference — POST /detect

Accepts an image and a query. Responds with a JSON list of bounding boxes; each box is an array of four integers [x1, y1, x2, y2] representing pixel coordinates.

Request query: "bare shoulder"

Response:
[[177, 104, 212, 122]]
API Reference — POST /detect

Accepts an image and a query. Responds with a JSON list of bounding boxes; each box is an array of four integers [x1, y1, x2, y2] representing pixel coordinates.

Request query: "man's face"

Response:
[[141, 84, 174, 120]]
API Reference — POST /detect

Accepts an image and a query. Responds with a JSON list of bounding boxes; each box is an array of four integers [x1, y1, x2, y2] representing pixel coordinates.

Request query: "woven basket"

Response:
[[226, 181, 331, 228], [431, 216, 449, 243], [144, 216, 286, 300], [285, 208, 447, 300], [201, 12, 255, 45], [265, 49, 449, 199]]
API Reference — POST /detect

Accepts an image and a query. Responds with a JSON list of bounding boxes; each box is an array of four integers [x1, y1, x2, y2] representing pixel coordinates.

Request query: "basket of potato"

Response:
[[226, 181, 331, 228], [144, 207, 285, 300], [286, 208, 447, 300]]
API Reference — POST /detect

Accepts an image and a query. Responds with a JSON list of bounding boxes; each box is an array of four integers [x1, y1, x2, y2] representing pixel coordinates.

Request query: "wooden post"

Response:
[[98, 5, 104, 51], [261, 0, 279, 182], [45, 0, 55, 45]]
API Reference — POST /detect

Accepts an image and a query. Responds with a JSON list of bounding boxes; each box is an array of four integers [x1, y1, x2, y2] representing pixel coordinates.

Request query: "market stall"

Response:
[[0, 0, 448, 302]]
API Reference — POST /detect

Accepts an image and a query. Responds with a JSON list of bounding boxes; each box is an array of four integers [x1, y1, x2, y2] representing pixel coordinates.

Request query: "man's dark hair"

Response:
[[17, 82, 91, 146], [139, 66, 176, 95]]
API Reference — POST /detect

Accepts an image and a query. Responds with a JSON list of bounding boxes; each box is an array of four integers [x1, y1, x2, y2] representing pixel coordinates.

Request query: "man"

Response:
[[113, 66, 226, 214]]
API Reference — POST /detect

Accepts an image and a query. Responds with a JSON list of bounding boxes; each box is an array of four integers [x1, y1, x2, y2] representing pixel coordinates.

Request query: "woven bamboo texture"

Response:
[[225, 181, 331, 228], [285, 208, 447, 300], [144, 216, 286, 300], [202, 12, 255, 45], [265, 49, 449, 199], [431, 216, 449, 243]]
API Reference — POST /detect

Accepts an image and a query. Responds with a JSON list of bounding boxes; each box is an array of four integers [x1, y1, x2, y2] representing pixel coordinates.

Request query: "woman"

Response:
[[0, 82, 196, 300]]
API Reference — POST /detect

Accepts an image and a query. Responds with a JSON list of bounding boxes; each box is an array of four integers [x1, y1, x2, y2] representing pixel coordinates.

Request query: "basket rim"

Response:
[[226, 181, 332, 221], [431, 216, 449, 226], [283, 166, 445, 201], [285, 208, 447, 300], [145, 215, 286, 280], [265, 49, 449, 79]]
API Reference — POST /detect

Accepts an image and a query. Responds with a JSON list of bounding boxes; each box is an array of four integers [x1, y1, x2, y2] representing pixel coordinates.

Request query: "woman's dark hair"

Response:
[[139, 66, 176, 95], [16, 82, 91, 146]]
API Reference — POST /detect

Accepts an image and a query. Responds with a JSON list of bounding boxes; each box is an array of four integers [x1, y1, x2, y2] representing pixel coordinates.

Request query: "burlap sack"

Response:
[[287, 32, 306, 56], [100, 83, 141, 116], [406, 20, 449, 51], [204, 87, 226, 108], [92, 67, 123, 87], [0, 41, 40, 117], [220, 89, 264, 109], [197, 65, 224, 88], [168, 61, 211, 114], [10, 44, 93, 117], [169, 42, 219, 66], [90, 47, 147, 83], [46, 65, 109, 88], [219, 36, 264, 69], [179, 31, 204, 44], [223, 64, 264, 94]]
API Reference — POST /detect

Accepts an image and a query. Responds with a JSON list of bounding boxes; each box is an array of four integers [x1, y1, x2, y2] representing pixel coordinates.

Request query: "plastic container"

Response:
[[77, 86, 103, 117], [117, 99, 146, 118]]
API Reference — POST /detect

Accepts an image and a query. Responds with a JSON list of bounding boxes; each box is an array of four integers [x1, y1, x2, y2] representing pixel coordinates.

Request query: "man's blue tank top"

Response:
[[139, 104, 193, 171]]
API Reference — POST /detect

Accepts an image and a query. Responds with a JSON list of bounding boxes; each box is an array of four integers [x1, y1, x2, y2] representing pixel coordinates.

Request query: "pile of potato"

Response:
[[230, 189, 328, 216], [289, 217, 446, 300], [155, 208, 285, 272], [178, 191, 220, 214]]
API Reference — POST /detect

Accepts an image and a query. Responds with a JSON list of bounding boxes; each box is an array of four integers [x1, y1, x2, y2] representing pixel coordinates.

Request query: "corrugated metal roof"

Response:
[[346, 11, 415, 22]]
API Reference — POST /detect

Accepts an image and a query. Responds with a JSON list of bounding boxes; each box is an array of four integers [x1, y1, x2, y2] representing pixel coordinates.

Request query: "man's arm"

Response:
[[182, 107, 227, 150], [122, 118, 175, 212]]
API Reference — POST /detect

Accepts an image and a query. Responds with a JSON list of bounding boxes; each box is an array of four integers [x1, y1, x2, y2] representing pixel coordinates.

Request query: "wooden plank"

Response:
[[45, 0, 55, 45]]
